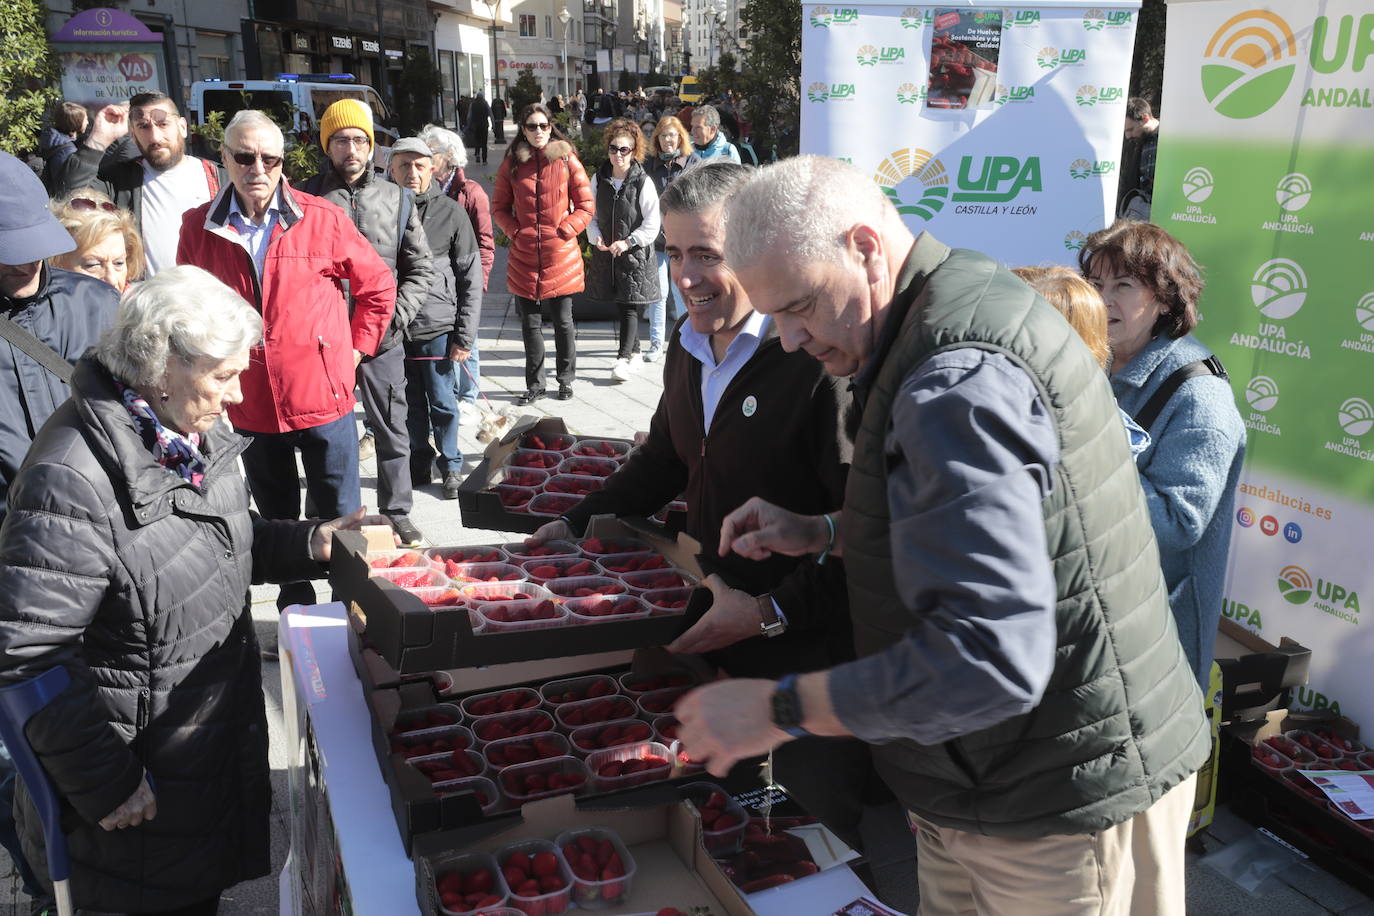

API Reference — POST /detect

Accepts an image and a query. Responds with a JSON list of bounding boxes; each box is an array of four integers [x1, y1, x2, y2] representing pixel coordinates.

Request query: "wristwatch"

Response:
[[757, 595, 787, 638], [771, 673, 811, 738]]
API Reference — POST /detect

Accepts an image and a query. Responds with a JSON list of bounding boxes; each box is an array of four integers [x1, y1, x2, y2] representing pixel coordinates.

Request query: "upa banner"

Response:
[[801, 1, 1139, 265], [1154, 0, 1374, 724]]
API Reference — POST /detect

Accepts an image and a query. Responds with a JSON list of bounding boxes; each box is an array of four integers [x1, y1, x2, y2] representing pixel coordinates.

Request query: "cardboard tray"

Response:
[[362, 654, 713, 851], [457, 416, 635, 533], [413, 793, 755, 916], [330, 516, 706, 675], [1222, 723, 1374, 898]]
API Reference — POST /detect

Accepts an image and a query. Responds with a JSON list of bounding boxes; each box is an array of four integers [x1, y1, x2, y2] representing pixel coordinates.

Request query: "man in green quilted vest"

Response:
[[674, 156, 1209, 915]]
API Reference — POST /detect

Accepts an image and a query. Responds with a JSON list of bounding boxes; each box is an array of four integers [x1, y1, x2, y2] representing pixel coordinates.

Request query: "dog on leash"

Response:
[[475, 404, 518, 443]]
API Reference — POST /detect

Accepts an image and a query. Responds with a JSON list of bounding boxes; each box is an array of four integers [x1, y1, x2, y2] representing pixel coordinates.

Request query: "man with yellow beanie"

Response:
[[302, 98, 435, 548]]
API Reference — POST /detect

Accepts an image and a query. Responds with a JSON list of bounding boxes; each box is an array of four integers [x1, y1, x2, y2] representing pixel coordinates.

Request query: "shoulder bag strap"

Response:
[[1133, 355, 1227, 432], [0, 313, 74, 384]]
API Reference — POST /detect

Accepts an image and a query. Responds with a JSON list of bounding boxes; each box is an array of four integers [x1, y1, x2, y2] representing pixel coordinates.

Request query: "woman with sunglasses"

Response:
[[586, 119, 661, 382], [49, 189, 146, 293], [642, 116, 693, 362], [493, 103, 594, 404]]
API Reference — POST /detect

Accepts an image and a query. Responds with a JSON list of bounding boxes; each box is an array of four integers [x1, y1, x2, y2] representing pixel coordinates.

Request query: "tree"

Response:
[[0, 0, 60, 156], [509, 66, 541, 117], [396, 49, 442, 135], [1129, 0, 1166, 113], [735, 0, 800, 157]]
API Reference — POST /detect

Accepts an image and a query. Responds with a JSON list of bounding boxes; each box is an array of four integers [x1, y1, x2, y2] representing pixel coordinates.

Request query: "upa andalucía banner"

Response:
[[800, 2, 1140, 266], [1154, 0, 1374, 724]]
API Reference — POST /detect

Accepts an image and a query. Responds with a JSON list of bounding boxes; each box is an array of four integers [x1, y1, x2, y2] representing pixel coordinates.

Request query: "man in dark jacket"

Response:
[[467, 91, 491, 164], [526, 162, 871, 850], [54, 93, 222, 275], [491, 95, 507, 144], [680, 156, 1208, 914], [304, 100, 436, 547], [0, 149, 119, 911], [390, 138, 483, 499]]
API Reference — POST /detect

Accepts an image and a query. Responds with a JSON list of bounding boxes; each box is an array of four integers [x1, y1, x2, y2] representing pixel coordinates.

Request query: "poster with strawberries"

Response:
[[706, 785, 861, 895], [926, 8, 1002, 109]]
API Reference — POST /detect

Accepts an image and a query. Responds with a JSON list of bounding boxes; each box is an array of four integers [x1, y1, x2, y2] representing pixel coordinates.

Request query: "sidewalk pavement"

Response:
[[3, 170, 1374, 914]]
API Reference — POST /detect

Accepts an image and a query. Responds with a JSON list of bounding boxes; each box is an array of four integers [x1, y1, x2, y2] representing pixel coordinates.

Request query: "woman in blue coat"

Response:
[[1081, 220, 1246, 685]]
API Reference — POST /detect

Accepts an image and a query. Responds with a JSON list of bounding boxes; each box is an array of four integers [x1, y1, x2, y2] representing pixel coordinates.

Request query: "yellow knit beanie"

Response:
[[318, 98, 375, 152]]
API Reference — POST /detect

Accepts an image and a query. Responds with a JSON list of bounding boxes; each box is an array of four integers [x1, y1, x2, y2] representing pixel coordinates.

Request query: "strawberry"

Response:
[[595, 838, 614, 867], [656, 910, 687, 916], [599, 761, 624, 778], [624, 722, 651, 741], [699, 806, 720, 827], [461, 869, 494, 896], [586, 679, 613, 698], [503, 864, 528, 888], [506, 851, 532, 877], [530, 565, 560, 579], [532, 851, 560, 878], [534, 736, 563, 758], [705, 790, 728, 810], [711, 813, 741, 832]]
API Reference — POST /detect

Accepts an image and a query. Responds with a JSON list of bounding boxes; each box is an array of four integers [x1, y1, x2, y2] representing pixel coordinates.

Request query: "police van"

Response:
[[188, 74, 398, 166]]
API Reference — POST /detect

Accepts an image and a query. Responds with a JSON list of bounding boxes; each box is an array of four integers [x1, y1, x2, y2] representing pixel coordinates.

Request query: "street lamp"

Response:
[[558, 6, 571, 96], [705, 0, 723, 69]]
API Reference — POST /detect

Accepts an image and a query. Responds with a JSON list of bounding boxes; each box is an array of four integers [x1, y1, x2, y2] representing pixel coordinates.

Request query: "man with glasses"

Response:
[[55, 92, 223, 275], [300, 99, 436, 548], [177, 110, 397, 611]]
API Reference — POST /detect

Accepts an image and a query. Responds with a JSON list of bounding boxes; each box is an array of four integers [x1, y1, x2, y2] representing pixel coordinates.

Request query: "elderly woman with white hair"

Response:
[[418, 123, 496, 412], [0, 265, 386, 914]]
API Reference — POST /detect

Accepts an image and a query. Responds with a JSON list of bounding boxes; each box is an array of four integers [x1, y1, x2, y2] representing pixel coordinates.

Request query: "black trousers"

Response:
[[517, 295, 576, 391], [614, 302, 642, 360], [357, 344, 412, 516], [471, 127, 489, 162]]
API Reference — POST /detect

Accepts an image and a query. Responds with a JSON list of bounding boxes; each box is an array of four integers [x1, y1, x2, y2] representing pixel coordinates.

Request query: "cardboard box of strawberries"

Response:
[[330, 517, 706, 676], [457, 416, 648, 533]]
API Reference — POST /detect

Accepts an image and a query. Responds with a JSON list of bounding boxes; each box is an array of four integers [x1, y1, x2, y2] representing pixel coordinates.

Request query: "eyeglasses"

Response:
[[608, 144, 634, 155], [329, 135, 371, 149], [229, 150, 284, 170], [68, 197, 118, 213], [523, 122, 551, 132]]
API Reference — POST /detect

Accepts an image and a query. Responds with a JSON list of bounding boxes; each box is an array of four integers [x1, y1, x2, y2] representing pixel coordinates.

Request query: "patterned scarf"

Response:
[[114, 380, 207, 488]]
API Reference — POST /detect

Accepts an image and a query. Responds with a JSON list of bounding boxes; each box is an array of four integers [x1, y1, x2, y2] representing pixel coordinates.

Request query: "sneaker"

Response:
[[387, 514, 424, 548], [611, 358, 636, 382], [358, 432, 376, 461], [516, 389, 545, 406], [643, 343, 662, 363], [556, 385, 574, 401], [442, 470, 463, 500]]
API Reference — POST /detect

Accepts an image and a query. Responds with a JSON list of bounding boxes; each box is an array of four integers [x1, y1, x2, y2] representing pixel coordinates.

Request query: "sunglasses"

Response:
[[68, 197, 118, 213], [524, 122, 551, 131], [608, 144, 634, 155], [229, 150, 283, 169]]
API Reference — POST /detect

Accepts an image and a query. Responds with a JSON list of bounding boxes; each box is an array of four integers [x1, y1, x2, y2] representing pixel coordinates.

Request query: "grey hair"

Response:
[[418, 124, 468, 170], [223, 109, 283, 152], [723, 155, 896, 271], [692, 105, 721, 129], [660, 161, 753, 217], [98, 265, 263, 388]]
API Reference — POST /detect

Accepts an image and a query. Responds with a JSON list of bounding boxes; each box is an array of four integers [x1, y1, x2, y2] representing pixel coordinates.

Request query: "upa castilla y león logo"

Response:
[[857, 45, 879, 66], [873, 149, 949, 221], [809, 5, 857, 27], [1068, 158, 1114, 179], [1063, 230, 1087, 251], [1075, 85, 1123, 106], [899, 7, 932, 29], [896, 82, 928, 104], [1276, 172, 1312, 212], [1250, 258, 1308, 319], [1182, 167, 1215, 203], [1202, 9, 1299, 118], [1278, 565, 1313, 605], [1003, 10, 1039, 29]]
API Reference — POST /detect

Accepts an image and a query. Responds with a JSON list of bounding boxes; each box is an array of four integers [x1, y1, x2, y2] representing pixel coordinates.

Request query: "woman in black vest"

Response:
[[587, 118, 661, 382], [642, 115, 692, 362]]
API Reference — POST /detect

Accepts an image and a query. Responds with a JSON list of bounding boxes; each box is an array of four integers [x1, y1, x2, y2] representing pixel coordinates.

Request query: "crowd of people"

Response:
[[0, 82, 1248, 915]]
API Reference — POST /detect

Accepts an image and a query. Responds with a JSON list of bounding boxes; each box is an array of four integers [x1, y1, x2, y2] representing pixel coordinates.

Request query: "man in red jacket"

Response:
[[177, 109, 396, 610]]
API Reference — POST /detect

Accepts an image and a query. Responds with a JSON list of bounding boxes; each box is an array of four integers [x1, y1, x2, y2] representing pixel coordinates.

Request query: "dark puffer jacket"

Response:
[[0, 356, 322, 911], [301, 164, 435, 352], [586, 160, 660, 306], [410, 181, 484, 350]]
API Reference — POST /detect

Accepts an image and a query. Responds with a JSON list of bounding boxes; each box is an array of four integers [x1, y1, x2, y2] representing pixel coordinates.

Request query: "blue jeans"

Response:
[[649, 251, 684, 349], [237, 412, 362, 609], [404, 336, 464, 475], [456, 340, 481, 406]]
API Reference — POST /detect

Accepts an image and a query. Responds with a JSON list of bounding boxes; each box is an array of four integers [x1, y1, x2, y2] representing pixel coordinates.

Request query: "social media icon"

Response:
[[1260, 515, 1279, 536], [1236, 508, 1255, 527], [1283, 522, 1303, 544]]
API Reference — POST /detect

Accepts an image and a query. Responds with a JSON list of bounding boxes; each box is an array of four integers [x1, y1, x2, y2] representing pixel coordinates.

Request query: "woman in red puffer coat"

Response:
[[493, 102, 594, 404]]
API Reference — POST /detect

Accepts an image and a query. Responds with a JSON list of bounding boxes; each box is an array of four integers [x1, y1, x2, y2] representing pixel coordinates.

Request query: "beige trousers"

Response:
[[908, 773, 1196, 916]]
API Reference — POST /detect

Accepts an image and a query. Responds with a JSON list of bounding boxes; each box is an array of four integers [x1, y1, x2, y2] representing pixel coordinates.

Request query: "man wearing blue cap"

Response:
[[0, 149, 118, 915]]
